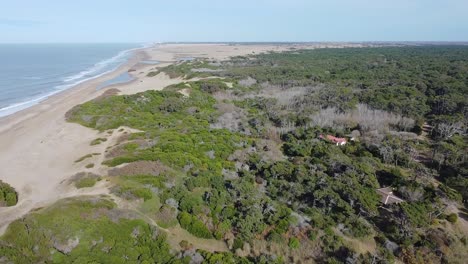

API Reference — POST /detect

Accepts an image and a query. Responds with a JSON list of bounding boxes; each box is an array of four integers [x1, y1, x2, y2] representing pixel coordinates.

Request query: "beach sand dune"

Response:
[[0, 43, 332, 233]]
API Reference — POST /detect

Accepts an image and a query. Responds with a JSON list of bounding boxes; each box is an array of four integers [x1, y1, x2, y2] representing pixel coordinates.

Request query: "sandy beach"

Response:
[[0, 43, 305, 233]]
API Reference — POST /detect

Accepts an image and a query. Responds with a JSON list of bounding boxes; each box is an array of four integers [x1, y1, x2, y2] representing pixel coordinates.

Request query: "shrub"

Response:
[[90, 138, 107, 145], [177, 211, 212, 239], [266, 232, 283, 243], [191, 219, 212, 238], [272, 218, 290, 234], [112, 185, 153, 201], [5, 193, 17, 207], [75, 177, 98, 189], [0, 180, 18, 207], [131, 188, 153, 201], [288, 237, 300, 249], [147, 71, 159, 77], [178, 211, 192, 227], [439, 184, 463, 202], [75, 154, 93, 163], [401, 202, 432, 227], [446, 213, 458, 223], [346, 217, 372, 237], [307, 229, 318, 241], [199, 80, 228, 94], [179, 240, 191, 249], [232, 238, 244, 250]]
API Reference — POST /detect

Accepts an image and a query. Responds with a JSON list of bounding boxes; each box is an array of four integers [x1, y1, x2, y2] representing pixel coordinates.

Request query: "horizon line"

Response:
[[1, 41, 468, 45]]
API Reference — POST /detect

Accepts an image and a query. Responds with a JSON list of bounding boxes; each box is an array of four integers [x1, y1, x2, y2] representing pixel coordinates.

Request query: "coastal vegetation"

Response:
[[0, 197, 179, 263], [74, 153, 100, 163], [0, 180, 17, 207], [146, 59, 219, 79], [70, 172, 102, 189], [1, 46, 467, 263], [90, 137, 107, 146], [75, 176, 99, 188]]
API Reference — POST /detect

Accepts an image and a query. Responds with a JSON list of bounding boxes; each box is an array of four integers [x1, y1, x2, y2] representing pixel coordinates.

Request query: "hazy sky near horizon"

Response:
[[1, 0, 467, 43]]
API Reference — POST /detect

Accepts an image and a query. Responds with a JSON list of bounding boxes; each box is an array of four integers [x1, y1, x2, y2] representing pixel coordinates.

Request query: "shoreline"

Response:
[[0, 47, 149, 127], [0, 44, 146, 119]]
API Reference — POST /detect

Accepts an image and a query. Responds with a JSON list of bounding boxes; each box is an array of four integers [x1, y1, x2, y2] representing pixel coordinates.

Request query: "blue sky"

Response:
[[1, 0, 467, 43]]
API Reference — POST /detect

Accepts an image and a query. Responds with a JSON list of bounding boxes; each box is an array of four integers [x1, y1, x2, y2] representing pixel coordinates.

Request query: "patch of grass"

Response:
[[111, 175, 164, 201], [75, 153, 100, 163], [123, 142, 139, 151], [75, 176, 99, 189], [139, 196, 161, 215], [288, 237, 300, 249], [85, 163, 94, 169], [74, 154, 93, 163], [90, 138, 107, 146], [147, 70, 160, 77]]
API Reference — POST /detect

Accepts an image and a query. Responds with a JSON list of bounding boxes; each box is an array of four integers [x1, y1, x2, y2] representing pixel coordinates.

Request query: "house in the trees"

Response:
[[319, 134, 347, 146], [376, 187, 404, 205]]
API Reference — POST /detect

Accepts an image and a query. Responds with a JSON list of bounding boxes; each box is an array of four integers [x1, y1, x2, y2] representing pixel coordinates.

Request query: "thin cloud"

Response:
[[0, 18, 44, 27]]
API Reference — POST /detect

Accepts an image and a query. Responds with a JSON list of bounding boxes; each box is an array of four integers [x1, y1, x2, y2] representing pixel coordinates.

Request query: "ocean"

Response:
[[0, 43, 142, 117]]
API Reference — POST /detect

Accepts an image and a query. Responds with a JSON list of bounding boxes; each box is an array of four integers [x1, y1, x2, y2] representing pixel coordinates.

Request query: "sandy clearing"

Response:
[[166, 226, 229, 252], [116, 72, 183, 95]]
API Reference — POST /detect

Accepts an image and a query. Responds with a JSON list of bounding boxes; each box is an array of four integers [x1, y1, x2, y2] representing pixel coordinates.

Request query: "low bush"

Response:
[[75, 177, 98, 189], [0, 180, 18, 206], [90, 138, 107, 145], [446, 213, 458, 223], [74, 154, 93, 163], [177, 211, 212, 239], [288, 237, 300, 249]]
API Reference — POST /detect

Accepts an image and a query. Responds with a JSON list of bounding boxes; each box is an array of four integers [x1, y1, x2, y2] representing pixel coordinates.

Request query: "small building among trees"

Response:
[[319, 134, 347, 146]]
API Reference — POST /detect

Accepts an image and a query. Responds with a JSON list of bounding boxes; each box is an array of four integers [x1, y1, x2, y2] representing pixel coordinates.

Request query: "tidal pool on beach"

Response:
[[139, 60, 160, 64], [97, 72, 134, 89]]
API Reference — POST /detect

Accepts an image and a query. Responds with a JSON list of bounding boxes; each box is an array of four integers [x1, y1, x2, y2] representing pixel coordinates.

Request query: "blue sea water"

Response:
[[0, 43, 142, 117]]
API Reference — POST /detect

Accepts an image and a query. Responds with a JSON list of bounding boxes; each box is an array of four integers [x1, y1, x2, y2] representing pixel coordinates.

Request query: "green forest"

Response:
[[1, 46, 467, 263]]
